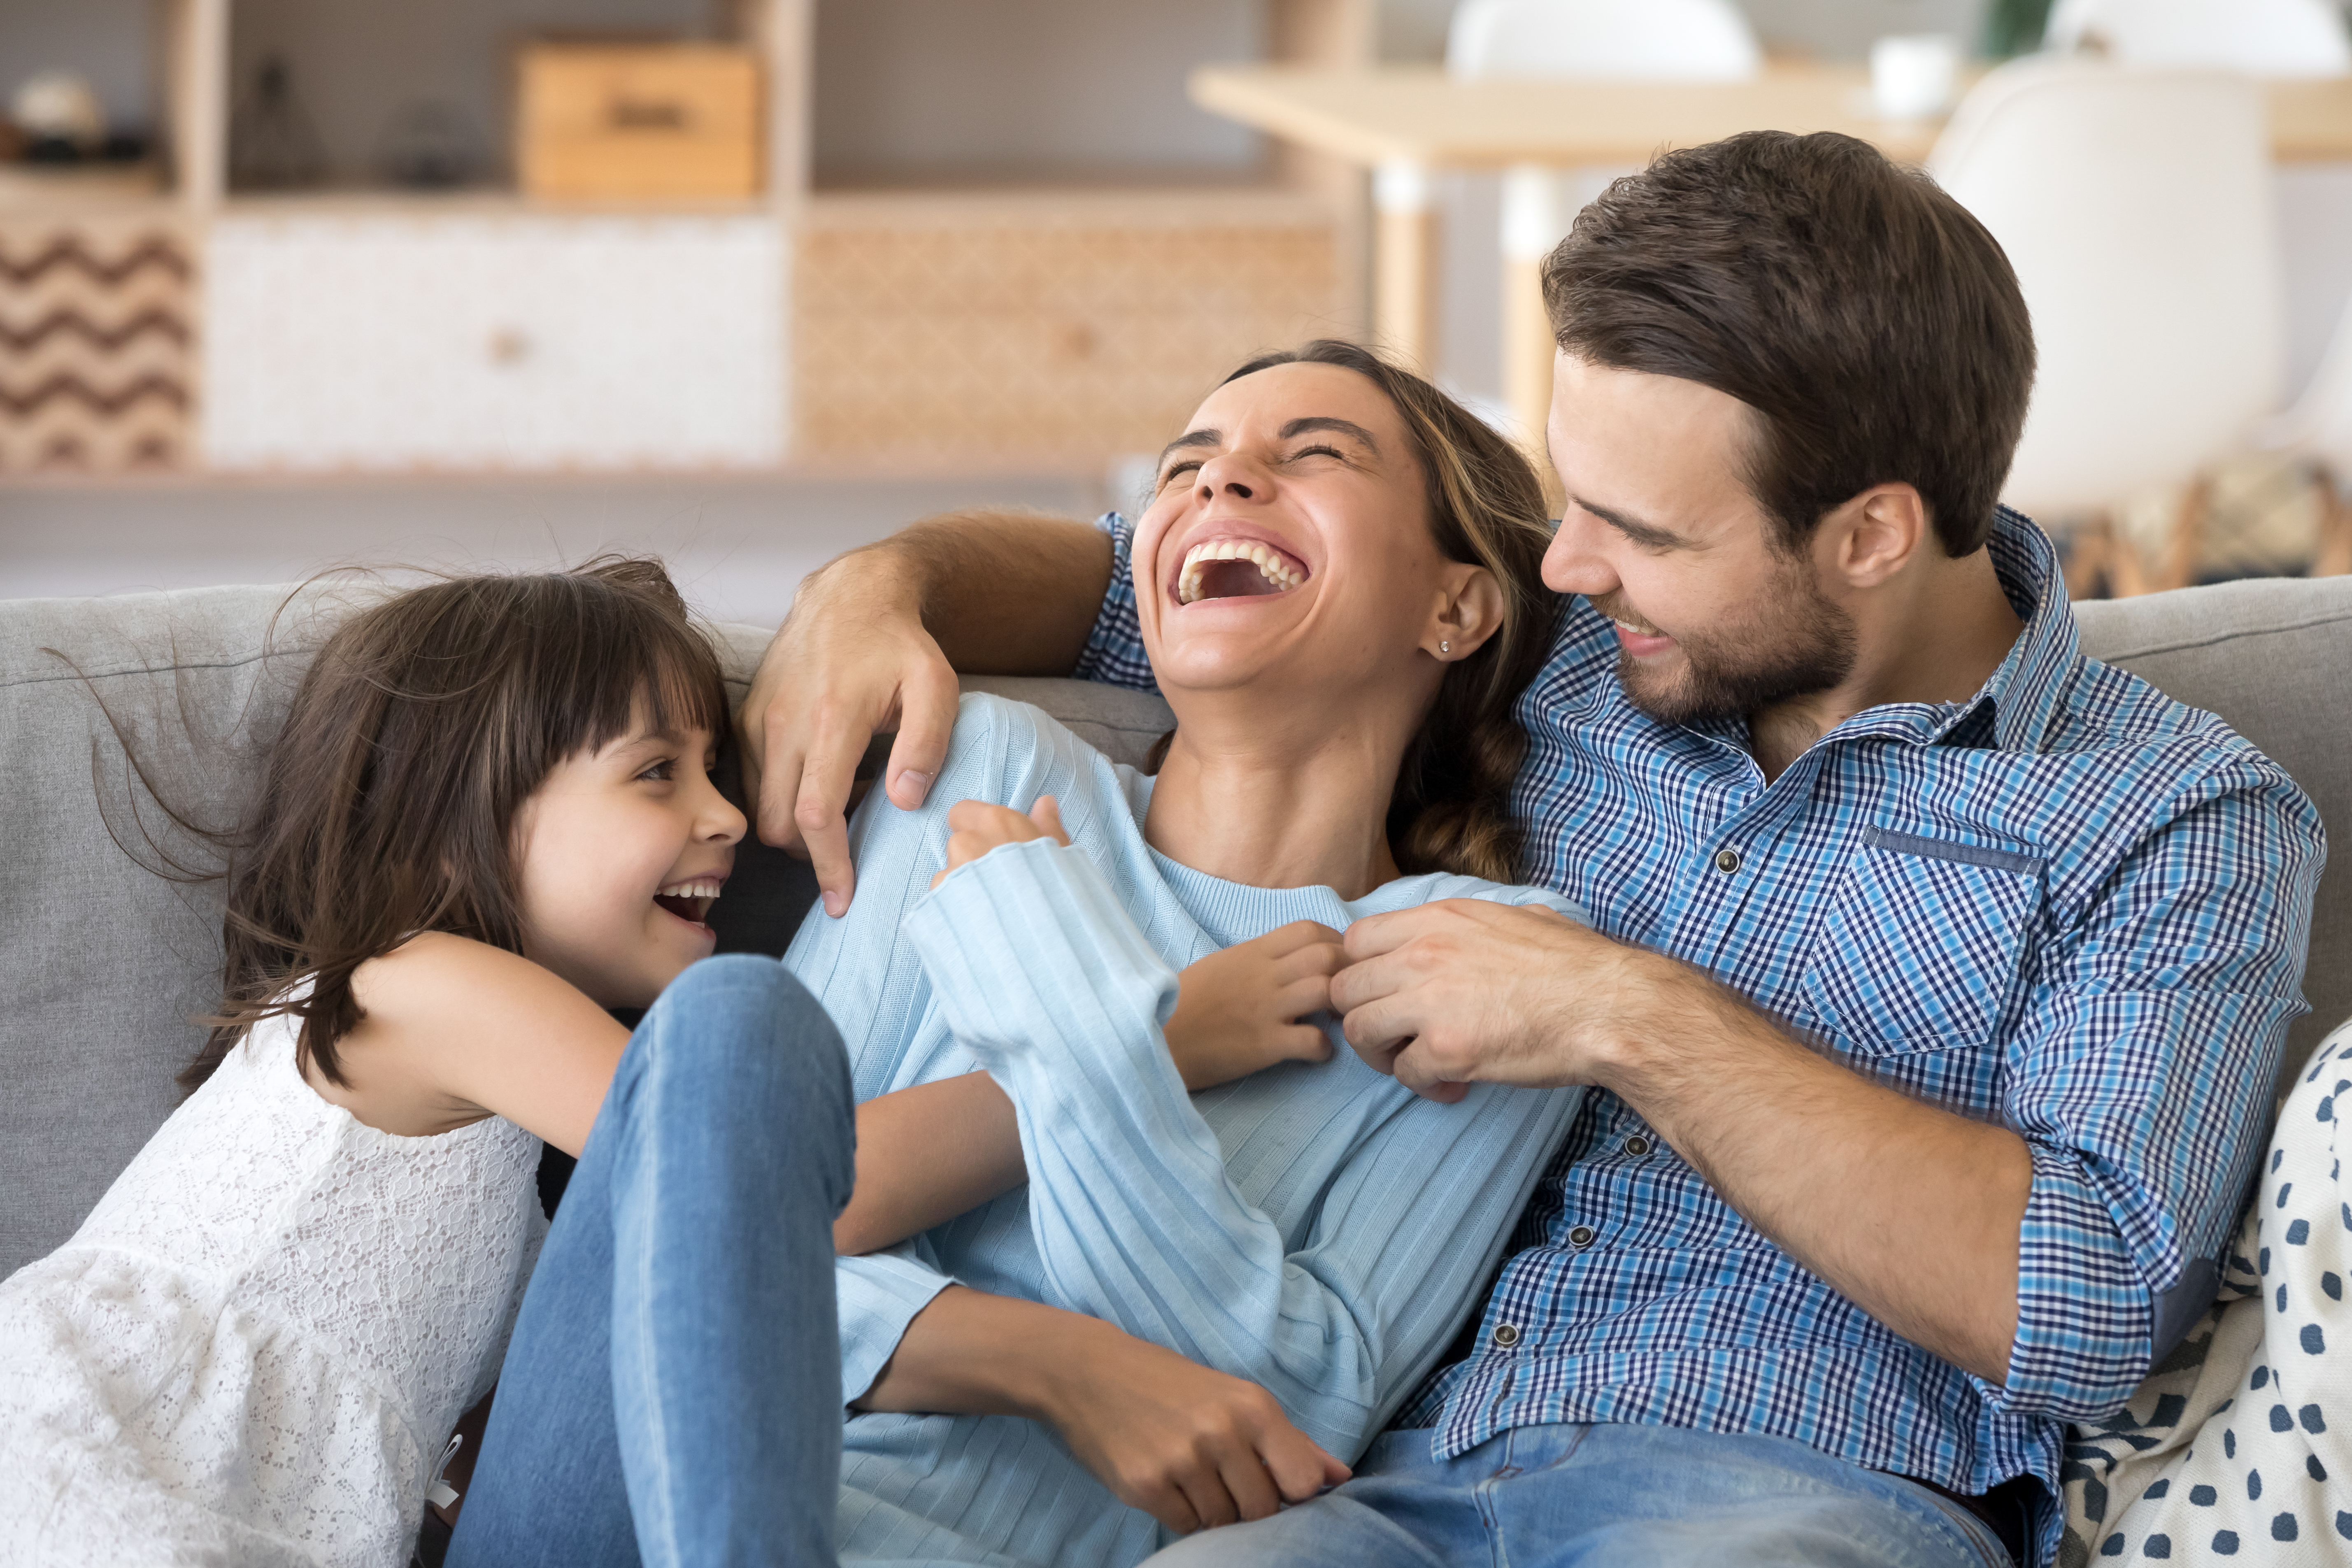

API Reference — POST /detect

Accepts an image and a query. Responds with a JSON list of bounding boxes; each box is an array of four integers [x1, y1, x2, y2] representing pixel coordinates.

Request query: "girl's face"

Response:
[[510, 713, 744, 1010], [1132, 361, 1491, 705]]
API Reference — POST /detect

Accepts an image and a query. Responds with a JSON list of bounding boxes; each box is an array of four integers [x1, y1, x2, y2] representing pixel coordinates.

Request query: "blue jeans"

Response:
[[447, 956, 855, 1568], [1146, 1423, 2015, 1568]]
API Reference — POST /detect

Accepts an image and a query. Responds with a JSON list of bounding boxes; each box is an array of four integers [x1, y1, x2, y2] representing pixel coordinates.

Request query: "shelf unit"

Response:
[[0, 0, 1370, 477]]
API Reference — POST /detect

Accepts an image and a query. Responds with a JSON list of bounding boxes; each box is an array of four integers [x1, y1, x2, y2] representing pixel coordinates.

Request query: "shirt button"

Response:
[[1624, 1136, 1651, 1156], [1714, 848, 1742, 873], [1492, 1322, 1522, 1348], [1567, 1224, 1596, 1248]]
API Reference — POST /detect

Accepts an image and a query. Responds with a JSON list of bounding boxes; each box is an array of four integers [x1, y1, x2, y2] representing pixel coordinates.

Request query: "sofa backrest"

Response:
[[2, 574, 2343, 1282]]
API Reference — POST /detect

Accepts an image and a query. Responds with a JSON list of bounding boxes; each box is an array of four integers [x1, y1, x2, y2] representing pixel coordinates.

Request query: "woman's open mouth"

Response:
[[1175, 538, 1309, 605], [653, 878, 723, 931]]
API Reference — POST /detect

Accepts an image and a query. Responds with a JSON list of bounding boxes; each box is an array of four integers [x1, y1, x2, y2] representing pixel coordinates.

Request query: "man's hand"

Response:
[[930, 798, 1070, 889], [735, 512, 1113, 917], [1038, 1316, 1351, 1533], [738, 551, 962, 917], [1163, 921, 1345, 1091], [1336, 898, 2032, 1383], [1332, 899, 1614, 1101]]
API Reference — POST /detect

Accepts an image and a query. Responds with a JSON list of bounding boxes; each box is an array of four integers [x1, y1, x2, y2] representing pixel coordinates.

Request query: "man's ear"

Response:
[[1424, 564, 1507, 661], [1826, 484, 1930, 589]]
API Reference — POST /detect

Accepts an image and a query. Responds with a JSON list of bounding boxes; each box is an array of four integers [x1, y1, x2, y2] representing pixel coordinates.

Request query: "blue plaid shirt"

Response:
[[1072, 506, 2323, 1566]]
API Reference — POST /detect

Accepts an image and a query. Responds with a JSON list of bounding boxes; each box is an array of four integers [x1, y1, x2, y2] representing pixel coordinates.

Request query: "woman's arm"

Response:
[[835, 803, 1345, 1256], [859, 1284, 1348, 1535], [905, 840, 1586, 1458]]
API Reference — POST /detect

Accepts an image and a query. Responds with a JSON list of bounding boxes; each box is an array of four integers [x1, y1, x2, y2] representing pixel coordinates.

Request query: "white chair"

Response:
[[1445, 0, 1763, 82], [1928, 58, 2283, 589], [2259, 302, 2352, 574], [2043, 0, 2352, 78]]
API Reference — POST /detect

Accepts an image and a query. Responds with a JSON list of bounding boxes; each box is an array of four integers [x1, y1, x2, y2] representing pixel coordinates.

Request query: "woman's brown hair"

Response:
[[179, 557, 728, 1091], [1160, 340, 1559, 884]]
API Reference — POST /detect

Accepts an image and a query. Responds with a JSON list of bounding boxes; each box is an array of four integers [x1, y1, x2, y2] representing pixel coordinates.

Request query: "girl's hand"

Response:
[[1163, 921, 1345, 1091], [930, 797, 1070, 889]]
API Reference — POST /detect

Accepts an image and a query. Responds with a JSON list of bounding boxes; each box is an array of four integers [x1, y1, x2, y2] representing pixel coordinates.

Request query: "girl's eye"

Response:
[[637, 758, 676, 783], [1286, 444, 1345, 464], [1158, 459, 1203, 489]]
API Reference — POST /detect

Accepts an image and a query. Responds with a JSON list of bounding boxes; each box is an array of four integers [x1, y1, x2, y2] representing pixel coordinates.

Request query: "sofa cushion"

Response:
[[2074, 575, 2352, 1106], [1, 575, 2338, 1284]]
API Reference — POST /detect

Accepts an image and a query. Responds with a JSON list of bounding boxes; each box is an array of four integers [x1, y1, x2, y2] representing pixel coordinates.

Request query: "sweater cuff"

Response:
[[837, 1248, 954, 1405], [902, 837, 1178, 1066]]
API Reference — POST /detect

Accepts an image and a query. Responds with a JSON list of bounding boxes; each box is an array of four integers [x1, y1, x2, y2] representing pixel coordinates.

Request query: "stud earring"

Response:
[[1440, 640, 1451, 655]]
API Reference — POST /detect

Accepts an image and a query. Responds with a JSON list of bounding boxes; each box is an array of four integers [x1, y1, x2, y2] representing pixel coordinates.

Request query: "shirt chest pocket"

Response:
[[1798, 826, 2045, 1056]]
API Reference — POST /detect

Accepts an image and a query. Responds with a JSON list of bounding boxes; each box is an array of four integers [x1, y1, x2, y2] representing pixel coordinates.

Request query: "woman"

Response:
[[451, 341, 1586, 1568]]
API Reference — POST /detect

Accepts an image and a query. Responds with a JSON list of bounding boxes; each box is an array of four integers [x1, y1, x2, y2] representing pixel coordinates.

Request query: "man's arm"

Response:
[[737, 509, 1111, 912], [857, 1285, 1350, 1535], [1331, 901, 2031, 1381]]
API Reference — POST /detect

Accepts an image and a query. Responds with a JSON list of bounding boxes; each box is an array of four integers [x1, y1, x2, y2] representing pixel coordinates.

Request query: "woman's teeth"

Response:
[[1176, 539, 1306, 605], [654, 879, 722, 926]]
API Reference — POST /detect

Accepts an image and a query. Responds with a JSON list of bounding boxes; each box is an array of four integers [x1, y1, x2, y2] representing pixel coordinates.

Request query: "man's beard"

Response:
[[1594, 563, 1857, 728]]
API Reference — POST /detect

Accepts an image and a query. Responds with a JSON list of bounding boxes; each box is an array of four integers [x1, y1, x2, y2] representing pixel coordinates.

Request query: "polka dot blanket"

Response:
[[2061, 1019, 2352, 1564]]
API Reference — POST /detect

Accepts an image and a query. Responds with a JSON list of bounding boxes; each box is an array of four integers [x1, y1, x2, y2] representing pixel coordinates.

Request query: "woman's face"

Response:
[[1133, 362, 1473, 703]]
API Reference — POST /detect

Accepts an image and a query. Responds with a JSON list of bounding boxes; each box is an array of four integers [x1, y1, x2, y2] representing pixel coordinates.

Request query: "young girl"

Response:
[[0, 561, 857, 1567]]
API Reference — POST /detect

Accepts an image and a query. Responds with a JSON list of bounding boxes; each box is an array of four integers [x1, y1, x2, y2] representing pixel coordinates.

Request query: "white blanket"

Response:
[[2061, 1019, 2352, 1563]]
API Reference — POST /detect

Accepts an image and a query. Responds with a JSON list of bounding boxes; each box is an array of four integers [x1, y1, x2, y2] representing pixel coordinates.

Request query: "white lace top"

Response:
[[0, 1010, 547, 1568]]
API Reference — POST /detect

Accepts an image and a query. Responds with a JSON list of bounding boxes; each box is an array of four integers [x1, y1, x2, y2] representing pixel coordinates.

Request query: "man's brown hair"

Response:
[[1541, 130, 2036, 557]]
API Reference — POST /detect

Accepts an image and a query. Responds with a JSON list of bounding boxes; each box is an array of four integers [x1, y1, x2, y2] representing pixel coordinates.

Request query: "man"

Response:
[[742, 132, 2321, 1566]]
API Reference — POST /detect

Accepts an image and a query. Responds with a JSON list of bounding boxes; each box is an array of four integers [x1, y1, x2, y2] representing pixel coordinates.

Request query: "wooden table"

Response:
[[1190, 61, 2352, 445]]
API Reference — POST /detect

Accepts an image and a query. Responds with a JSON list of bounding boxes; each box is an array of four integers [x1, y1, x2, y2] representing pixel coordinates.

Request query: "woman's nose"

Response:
[[1193, 449, 1267, 503]]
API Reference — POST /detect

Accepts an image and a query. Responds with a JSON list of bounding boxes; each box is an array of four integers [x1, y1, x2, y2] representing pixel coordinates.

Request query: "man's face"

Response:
[[1540, 352, 1855, 727]]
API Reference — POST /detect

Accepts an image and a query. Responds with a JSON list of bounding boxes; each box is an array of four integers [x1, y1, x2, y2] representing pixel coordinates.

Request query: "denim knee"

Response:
[[631, 956, 854, 1182]]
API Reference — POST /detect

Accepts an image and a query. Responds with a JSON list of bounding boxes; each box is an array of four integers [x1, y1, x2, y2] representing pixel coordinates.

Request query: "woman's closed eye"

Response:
[[1160, 444, 1352, 491]]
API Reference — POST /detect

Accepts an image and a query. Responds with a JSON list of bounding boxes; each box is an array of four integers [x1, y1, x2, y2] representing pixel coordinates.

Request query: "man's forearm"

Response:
[[830, 509, 1112, 677], [1597, 972, 2031, 1383]]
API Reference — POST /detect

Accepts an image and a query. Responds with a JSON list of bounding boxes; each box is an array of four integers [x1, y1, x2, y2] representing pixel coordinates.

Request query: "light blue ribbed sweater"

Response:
[[784, 693, 1586, 1568]]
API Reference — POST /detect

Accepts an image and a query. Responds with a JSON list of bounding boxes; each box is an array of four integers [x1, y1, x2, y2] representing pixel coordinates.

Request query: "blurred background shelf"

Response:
[[0, 0, 1373, 480]]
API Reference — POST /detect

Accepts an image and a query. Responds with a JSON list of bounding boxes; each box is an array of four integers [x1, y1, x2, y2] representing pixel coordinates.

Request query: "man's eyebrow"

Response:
[[1279, 416, 1381, 454], [1158, 428, 1222, 466], [1573, 495, 1690, 549]]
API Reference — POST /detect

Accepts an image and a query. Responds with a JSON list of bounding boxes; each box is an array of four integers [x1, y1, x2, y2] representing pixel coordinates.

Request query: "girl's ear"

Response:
[[1422, 564, 1506, 663]]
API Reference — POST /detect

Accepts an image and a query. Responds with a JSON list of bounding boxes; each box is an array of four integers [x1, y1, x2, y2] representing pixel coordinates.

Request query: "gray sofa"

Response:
[[3, 573, 2348, 1286]]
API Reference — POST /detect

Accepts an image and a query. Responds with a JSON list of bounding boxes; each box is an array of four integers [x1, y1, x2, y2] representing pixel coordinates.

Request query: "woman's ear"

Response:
[[1423, 564, 1506, 662]]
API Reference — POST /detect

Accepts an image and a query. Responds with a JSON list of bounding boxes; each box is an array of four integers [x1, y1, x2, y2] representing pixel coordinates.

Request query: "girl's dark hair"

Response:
[[1168, 340, 1559, 884], [179, 557, 727, 1091]]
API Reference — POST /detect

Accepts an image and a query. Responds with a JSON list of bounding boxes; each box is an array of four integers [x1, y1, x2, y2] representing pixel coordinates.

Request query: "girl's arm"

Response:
[[335, 931, 629, 1156], [904, 838, 1586, 1460]]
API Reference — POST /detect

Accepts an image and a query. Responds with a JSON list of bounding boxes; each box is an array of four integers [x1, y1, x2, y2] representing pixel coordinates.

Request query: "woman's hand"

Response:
[[929, 797, 1070, 889], [858, 1286, 1349, 1535], [1163, 921, 1345, 1091], [1038, 1314, 1351, 1533]]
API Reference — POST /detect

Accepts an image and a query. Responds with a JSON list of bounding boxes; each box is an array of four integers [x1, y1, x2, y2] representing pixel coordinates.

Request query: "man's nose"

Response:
[[1542, 512, 1617, 598]]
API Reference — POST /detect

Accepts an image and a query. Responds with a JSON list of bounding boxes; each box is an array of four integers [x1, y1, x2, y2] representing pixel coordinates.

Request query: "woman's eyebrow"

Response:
[[1278, 416, 1380, 454], [1159, 428, 1222, 465]]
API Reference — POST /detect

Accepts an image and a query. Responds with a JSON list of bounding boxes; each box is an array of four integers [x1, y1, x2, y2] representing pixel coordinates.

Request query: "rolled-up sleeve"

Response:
[[1993, 768, 2322, 1419], [1070, 512, 1159, 695]]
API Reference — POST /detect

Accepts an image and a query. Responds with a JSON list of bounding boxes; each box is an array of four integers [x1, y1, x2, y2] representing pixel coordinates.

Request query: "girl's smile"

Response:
[[512, 714, 744, 1010]]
